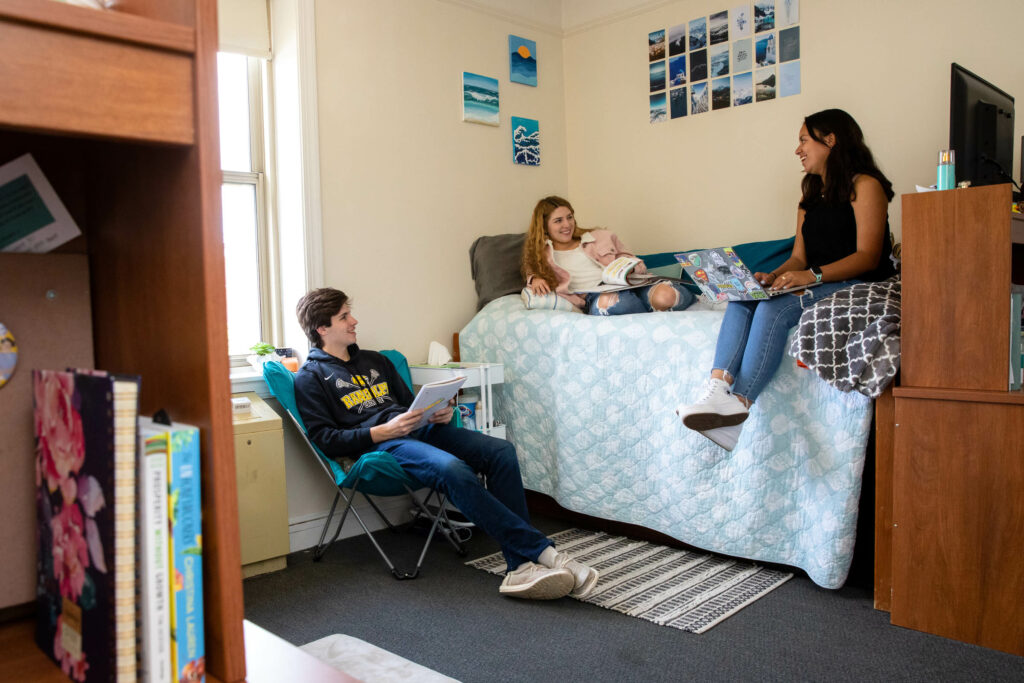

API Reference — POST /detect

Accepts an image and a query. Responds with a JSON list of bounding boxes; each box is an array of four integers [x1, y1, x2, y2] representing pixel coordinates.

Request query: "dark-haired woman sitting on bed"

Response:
[[677, 108, 896, 451]]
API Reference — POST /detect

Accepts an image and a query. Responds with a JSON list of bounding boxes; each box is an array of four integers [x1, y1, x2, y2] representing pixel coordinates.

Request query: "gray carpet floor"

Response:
[[243, 514, 1024, 682]]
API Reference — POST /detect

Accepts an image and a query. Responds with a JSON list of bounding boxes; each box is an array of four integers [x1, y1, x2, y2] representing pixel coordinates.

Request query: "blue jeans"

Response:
[[379, 423, 551, 572], [712, 281, 859, 402], [584, 282, 695, 316]]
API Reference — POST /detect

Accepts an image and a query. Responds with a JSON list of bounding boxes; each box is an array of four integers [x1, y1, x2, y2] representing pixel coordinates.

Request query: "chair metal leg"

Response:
[[312, 491, 342, 561]]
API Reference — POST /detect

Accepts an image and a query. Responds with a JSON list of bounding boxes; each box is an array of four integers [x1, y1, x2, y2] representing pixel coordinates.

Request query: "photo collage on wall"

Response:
[[461, 34, 541, 166], [649, 0, 801, 123]]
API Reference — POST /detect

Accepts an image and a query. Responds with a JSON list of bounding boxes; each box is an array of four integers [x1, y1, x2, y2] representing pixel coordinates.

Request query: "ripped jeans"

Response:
[[711, 280, 859, 402], [583, 281, 696, 316]]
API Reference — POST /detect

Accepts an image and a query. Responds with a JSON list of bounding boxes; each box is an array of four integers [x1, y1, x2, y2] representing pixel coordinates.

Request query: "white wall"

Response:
[[312, 0, 568, 361], [563, 0, 1024, 255]]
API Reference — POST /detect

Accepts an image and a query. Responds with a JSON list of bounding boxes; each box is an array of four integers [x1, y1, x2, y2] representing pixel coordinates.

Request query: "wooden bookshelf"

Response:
[[0, 1, 246, 681], [882, 184, 1024, 657]]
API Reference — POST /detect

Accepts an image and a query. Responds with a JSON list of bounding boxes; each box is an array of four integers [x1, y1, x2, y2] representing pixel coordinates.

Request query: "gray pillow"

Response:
[[469, 233, 527, 311]]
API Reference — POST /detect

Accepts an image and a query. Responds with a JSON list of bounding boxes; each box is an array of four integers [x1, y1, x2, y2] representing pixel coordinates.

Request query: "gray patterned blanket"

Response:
[[789, 277, 901, 398]]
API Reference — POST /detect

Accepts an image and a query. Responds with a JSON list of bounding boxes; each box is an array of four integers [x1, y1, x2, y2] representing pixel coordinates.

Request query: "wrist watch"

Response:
[[809, 266, 823, 283]]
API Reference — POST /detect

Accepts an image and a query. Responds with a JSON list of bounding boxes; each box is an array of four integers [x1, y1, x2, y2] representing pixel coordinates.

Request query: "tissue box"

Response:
[[231, 396, 252, 416]]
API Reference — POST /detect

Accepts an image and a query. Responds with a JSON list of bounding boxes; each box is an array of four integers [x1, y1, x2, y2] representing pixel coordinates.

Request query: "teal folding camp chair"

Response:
[[262, 351, 469, 579]]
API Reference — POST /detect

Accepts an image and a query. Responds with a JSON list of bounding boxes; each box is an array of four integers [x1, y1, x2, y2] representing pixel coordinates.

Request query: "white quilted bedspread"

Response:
[[459, 295, 874, 589]]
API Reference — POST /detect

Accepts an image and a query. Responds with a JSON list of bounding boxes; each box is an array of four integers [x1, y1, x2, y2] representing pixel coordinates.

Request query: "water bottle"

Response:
[[937, 149, 956, 191]]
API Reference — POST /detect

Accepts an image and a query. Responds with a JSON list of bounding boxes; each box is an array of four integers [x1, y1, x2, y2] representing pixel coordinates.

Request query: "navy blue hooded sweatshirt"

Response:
[[294, 345, 415, 462]]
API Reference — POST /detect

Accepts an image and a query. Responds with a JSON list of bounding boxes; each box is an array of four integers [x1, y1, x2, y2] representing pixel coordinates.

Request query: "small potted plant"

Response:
[[247, 342, 281, 370]]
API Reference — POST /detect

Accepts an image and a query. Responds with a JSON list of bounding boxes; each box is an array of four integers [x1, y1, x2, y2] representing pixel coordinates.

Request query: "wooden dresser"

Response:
[[875, 184, 1024, 657]]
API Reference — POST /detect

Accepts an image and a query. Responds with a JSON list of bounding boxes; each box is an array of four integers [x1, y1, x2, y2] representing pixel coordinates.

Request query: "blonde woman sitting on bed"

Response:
[[521, 195, 696, 315]]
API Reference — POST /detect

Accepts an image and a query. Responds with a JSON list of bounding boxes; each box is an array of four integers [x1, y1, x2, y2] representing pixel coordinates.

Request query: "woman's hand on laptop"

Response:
[[770, 269, 813, 290], [755, 271, 776, 286]]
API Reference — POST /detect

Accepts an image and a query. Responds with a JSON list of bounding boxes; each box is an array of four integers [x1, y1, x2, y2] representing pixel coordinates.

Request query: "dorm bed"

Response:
[[459, 235, 899, 589]]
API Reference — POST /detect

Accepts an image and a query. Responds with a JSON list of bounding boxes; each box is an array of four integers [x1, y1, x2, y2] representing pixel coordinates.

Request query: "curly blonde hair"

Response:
[[520, 196, 590, 288]]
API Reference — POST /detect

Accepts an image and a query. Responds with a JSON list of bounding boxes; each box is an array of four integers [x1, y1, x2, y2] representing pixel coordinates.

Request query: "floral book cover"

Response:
[[33, 369, 140, 682]]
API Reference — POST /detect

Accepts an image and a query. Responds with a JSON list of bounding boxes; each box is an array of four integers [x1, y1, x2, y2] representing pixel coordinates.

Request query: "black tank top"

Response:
[[801, 200, 895, 282]]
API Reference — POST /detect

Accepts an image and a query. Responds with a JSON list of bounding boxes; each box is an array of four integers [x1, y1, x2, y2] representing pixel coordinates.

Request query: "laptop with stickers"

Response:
[[674, 247, 820, 302]]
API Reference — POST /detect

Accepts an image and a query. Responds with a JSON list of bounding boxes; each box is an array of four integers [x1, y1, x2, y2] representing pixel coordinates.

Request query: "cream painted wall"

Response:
[[563, 0, 1024, 255], [313, 0, 567, 360]]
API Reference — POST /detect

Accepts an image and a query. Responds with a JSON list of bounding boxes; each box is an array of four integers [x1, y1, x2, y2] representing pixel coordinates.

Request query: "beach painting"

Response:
[[755, 66, 776, 101], [462, 72, 499, 126], [733, 72, 753, 106], [650, 92, 667, 123], [691, 82, 709, 114], [779, 61, 801, 97], [509, 35, 537, 86], [511, 116, 540, 165], [650, 60, 666, 92], [731, 4, 752, 38], [670, 87, 688, 118], [649, 29, 666, 61]]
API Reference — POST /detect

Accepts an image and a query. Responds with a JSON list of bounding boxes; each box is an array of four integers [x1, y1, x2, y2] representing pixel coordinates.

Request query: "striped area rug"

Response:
[[467, 528, 792, 633]]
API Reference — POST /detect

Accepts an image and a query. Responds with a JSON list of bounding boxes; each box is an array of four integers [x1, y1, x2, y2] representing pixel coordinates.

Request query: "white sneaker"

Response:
[[551, 551, 600, 599], [676, 378, 749, 431], [700, 424, 743, 451], [499, 562, 574, 600]]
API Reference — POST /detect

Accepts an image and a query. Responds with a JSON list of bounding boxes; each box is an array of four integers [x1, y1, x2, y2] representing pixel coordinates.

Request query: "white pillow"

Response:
[[520, 288, 581, 313]]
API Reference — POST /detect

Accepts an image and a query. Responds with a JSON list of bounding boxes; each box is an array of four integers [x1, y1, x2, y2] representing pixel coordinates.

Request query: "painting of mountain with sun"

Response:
[[509, 35, 537, 86], [511, 116, 540, 166], [462, 72, 499, 126]]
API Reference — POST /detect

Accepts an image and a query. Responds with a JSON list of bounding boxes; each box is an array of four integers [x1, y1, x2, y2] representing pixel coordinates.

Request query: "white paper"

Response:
[[408, 375, 466, 427], [0, 154, 82, 253], [915, 184, 937, 193]]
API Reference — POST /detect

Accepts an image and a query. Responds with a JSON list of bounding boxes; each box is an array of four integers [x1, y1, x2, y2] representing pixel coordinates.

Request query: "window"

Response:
[[217, 52, 276, 360]]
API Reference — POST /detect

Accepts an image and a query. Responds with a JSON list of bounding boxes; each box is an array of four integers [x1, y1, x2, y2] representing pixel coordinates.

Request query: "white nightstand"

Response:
[[409, 362, 506, 439]]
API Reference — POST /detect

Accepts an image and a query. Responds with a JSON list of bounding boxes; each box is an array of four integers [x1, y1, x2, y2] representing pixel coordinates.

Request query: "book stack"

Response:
[[33, 369, 205, 683]]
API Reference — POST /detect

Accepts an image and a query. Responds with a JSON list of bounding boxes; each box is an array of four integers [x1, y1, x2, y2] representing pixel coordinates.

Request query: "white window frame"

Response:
[[221, 54, 282, 366]]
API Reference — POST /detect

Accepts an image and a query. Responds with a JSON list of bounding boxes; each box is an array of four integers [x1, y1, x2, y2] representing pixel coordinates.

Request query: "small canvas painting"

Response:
[[691, 82, 709, 114], [779, 26, 800, 62], [690, 49, 707, 82], [462, 72, 499, 126], [709, 11, 729, 45], [509, 35, 537, 86], [668, 24, 687, 56], [733, 38, 753, 73], [777, 0, 799, 27], [670, 87, 688, 118], [779, 61, 801, 97], [755, 67, 776, 101], [755, 1, 775, 33], [511, 116, 540, 165], [733, 72, 753, 106], [712, 76, 731, 110], [755, 33, 776, 67], [710, 43, 730, 77], [669, 55, 687, 87], [650, 92, 668, 123], [649, 29, 666, 61], [689, 17, 707, 51], [731, 4, 752, 38], [650, 60, 666, 92]]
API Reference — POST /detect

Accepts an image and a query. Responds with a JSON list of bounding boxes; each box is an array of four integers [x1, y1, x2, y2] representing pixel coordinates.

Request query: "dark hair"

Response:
[[800, 108, 894, 209], [296, 288, 349, 348]]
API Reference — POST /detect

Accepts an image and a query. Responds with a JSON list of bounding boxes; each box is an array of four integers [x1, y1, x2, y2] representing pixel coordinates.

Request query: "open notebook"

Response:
[[674, 247, 819, 302]]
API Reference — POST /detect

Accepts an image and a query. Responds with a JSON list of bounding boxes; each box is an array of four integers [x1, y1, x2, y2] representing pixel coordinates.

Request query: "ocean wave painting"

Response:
[[463, 72, 499, 126], [710, 43, 730, 77], [511, 116, 540, 166], [650, 60, 666, 92], [509, 35, 537, 87]]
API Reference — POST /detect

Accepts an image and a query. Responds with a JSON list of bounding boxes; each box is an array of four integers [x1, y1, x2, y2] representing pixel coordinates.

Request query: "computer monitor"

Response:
[[949, 63, 1016, 190]]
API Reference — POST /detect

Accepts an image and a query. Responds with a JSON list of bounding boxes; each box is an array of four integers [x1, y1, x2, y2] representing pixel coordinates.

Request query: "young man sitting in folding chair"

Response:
[[294, 287, 598, 601]]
